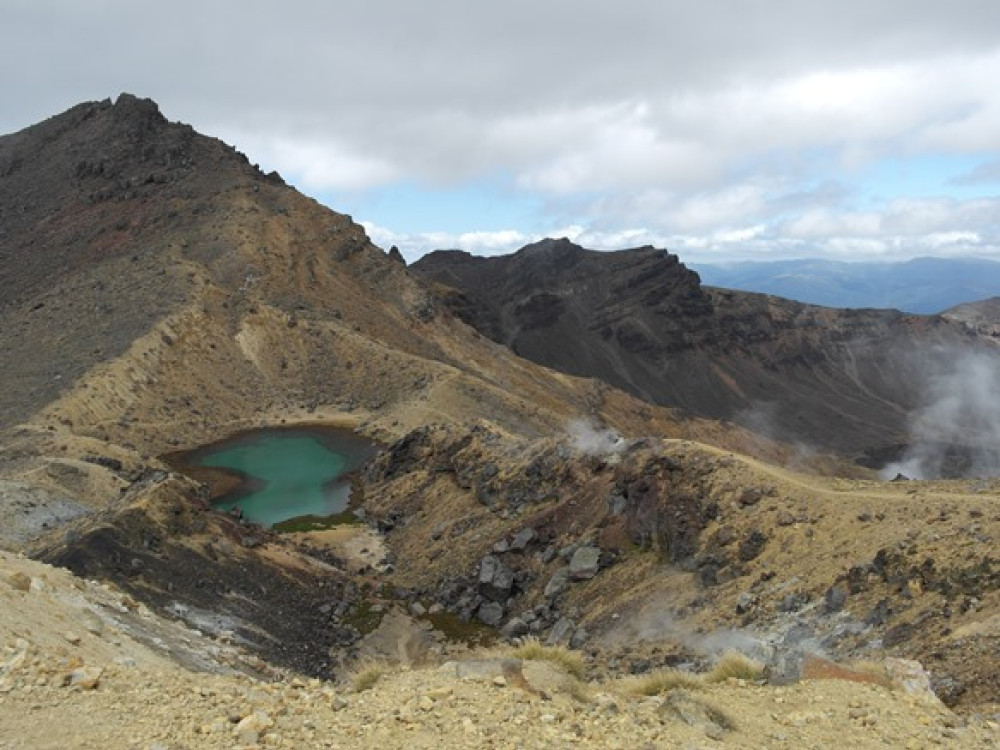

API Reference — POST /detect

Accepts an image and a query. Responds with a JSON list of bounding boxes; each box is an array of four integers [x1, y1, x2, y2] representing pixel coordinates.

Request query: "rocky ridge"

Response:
[[412, 239, 997, 465], [358, 422, 1000, 713], [2, 549, 997, 750]]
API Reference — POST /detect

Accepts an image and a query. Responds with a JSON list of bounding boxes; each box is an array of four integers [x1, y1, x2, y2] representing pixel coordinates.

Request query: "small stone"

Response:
[[824, 584, 849, 613], [331, 696, 348, 711], [492, 675, 507, 687], [538, 546, 557, 564], [501, 617, 529, 639], [776, 510, 796, 526], [510, 527, 536, 551], [63, 631, 82, 645], [547, 617, 575, 646], [704, 725, 726, 741], [235, 711, 273, 738], [418, 695, 435, 711], [735, 592, 757, 614], [738, 530, 767, 562], [66, 666, 103, 690]]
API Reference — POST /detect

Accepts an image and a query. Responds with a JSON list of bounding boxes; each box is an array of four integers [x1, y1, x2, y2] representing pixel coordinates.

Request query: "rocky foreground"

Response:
[[2, 550, 998, 750]]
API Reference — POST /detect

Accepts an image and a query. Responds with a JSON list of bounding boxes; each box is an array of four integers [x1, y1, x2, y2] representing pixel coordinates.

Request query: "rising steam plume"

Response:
[[882, 349, 1000, 479], [567, 419, 625, 457]]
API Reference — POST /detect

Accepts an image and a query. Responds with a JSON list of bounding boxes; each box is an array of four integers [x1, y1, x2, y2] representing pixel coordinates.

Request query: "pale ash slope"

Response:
[[1, 550, 995, 750]]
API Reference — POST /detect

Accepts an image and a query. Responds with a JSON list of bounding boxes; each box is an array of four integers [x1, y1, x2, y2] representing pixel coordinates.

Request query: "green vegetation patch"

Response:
[[422, 611, 497, 648], [272, 510, 362, 533]]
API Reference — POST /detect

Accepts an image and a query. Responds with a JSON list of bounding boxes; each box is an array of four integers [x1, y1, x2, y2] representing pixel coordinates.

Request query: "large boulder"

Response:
[[478, 555, 514, 601], [544, 566, 570, 598], [569, 546, 601, 580]]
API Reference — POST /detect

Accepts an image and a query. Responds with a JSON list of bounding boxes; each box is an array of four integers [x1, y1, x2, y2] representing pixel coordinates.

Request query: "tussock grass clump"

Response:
[[663, 689, 737, 733], [621, 668, 705, 696], [705, 651, 766, 684], [565, 677, 594, 704], [350, 662, 386, 693], [508, 637, 586, 679]]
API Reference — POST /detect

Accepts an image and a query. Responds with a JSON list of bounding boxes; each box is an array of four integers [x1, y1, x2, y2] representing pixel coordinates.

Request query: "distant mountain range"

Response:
[[690, 257, 1000, 314]]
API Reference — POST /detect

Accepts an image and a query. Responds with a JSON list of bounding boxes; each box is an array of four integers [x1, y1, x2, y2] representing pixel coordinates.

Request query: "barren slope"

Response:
[[413, 239, 996, 467], [3, 550, 997, 750]]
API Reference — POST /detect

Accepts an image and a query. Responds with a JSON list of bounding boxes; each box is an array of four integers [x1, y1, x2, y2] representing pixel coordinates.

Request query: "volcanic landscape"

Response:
[[2, 95, 1000, 748]]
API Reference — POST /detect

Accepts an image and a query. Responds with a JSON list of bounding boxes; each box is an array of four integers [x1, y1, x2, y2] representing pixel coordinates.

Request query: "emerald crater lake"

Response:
[[169, 426, 378, 528]]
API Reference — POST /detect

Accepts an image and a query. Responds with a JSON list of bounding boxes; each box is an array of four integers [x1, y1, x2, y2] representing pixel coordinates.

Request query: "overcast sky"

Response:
[[4, 1, 1000, 263]]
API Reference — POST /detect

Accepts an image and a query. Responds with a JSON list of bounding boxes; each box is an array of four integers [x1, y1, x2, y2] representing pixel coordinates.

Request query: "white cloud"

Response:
[[380, 193, 1000, 266], [361, 222, 532, 260], [6, 2, 1000, 263], [218, 132, 400, 192]]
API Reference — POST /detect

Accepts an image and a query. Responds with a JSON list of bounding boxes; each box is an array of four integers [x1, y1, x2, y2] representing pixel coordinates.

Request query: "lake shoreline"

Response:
[[163, 423, 379, 527]]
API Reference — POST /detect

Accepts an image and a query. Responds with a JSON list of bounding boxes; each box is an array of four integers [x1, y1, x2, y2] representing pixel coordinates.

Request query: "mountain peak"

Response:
[[110, 92, 167, 129]]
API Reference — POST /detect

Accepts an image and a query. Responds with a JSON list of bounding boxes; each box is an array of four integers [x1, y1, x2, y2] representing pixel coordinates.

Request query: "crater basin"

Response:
[[168, 426, 377, 528]]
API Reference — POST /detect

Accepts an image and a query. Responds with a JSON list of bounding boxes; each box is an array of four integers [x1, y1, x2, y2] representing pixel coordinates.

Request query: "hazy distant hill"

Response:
[[691, 257, 1000, 313]]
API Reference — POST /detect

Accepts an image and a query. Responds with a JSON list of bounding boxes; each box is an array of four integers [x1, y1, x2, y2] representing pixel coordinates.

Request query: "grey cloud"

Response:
[[5, 1, 1000, 262], [6, 1, 1000, 127]]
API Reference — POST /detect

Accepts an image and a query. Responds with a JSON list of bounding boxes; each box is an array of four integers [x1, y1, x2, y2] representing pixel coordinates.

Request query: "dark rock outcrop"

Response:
[[413, 239, 996, 464]]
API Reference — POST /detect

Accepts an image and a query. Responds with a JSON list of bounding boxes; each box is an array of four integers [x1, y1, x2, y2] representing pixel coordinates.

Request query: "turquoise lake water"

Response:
[[184, 428, 376, 528]]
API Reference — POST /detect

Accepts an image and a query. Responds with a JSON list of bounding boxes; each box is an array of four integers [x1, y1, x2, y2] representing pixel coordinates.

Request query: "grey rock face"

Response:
[[569, 546, 601, 580], [544, 566, 570, 598], [478, 555, 514, 601], [546, 616, 576, 646], [477, 601, 504, 627]]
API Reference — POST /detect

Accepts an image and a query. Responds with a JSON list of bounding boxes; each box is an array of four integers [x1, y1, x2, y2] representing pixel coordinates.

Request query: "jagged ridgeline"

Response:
[[413, 239, 1000, 474], [3, 95, 1000, 724]]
